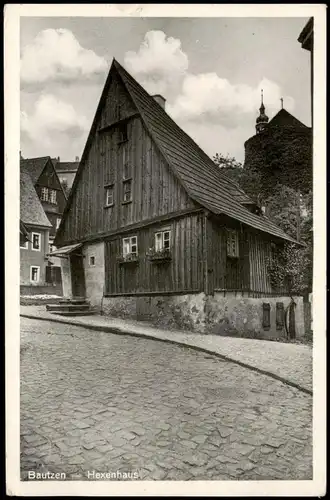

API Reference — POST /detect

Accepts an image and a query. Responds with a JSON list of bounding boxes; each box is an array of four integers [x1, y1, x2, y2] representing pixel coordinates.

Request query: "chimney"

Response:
[[152, 94, 166, 110], [57, 156, 60, 162], [75, 156, 79, 162]]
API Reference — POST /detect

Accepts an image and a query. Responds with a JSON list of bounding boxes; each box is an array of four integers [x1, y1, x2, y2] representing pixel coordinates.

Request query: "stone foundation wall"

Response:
[[102, 293, 206, 331], [101, 292, 305, 339], [206, 293, 304, 339]]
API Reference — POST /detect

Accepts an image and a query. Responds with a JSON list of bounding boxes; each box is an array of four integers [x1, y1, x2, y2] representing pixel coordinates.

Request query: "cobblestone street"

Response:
[[20, 317, 313, 481]]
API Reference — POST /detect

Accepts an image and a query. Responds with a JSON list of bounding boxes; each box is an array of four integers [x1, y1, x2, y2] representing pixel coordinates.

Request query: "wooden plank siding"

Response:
[[57, 70, 195, 247], [248, 232, 273, 294], [207, 217, 283, 295], [104, 213, 204, 295]]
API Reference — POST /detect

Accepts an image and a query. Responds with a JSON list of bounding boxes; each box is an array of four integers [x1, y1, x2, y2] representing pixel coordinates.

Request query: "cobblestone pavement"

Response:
[[20, 317, 313, 481], [20, 305, 313, 392]]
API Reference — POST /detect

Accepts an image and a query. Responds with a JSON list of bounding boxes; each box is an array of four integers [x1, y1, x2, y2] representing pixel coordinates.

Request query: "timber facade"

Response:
[[54, 59, 305, 339]]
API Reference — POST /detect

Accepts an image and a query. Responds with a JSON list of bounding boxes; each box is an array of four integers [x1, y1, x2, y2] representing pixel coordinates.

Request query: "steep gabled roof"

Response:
[[113, 60, 296, 242], [58, 59, 297, 245], [21, 156, 68, 200], [268, 109, 309, 129], [20, 156, 49, 184], [20, 169, 52, 228]]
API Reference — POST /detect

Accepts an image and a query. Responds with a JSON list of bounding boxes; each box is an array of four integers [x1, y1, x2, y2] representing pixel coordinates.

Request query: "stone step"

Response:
[[58, 298, 87, 305], [46, 303, 91, 312]]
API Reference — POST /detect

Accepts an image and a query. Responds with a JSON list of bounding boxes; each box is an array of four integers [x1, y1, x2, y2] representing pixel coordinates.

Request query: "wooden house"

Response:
[[54, 59, 305, 338]]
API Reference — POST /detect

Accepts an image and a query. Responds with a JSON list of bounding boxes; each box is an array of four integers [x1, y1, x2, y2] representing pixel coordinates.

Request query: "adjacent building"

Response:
[[53, 59, 305, 339], [53, 157, 80, 192], [20, 169, 52, 289], [298, 17, 313, 126], [20, 156, 67, 290], [244, 102, 312, 198]]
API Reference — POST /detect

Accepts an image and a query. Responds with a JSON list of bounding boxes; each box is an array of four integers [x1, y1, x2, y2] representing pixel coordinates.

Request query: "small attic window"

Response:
[[118, 123, 128, 143]]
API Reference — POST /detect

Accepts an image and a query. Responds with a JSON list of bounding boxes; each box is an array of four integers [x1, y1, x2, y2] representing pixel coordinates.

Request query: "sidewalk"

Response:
[[20, 305, 313, 395]]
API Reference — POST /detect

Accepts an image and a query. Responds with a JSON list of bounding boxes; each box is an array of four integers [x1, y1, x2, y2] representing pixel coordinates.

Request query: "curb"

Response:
[[20, 313, 313, 396]]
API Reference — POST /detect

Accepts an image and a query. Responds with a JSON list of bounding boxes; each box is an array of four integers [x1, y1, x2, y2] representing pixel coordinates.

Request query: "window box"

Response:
[[147, 248, 172, 263], [117, 253, 139, 265]]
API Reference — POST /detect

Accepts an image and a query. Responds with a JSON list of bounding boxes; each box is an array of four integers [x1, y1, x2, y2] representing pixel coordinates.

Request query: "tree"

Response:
[[213, 153, 264, 205]]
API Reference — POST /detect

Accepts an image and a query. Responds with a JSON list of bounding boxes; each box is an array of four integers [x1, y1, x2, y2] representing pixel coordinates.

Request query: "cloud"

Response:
[[21, 94, 89, 156], [124, 30, 188, 95], [21, 29, 108, 86], [123, 29, 294, 131], [167, 74, 295, 125]]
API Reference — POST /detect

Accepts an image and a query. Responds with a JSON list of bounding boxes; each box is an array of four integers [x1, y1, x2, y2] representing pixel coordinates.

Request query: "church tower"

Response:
[[255, 90, 269, 134]]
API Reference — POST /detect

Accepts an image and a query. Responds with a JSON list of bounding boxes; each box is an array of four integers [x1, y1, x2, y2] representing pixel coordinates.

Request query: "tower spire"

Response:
[[256, 89, 269, 134]]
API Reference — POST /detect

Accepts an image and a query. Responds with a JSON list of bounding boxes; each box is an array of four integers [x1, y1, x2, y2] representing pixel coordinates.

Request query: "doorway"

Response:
[[70, 252, 86, 298]]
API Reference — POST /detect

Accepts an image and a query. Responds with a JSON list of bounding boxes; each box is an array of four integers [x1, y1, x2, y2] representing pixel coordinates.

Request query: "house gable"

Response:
[[56, 67, 195, 246], [56, 59, 297, 247]]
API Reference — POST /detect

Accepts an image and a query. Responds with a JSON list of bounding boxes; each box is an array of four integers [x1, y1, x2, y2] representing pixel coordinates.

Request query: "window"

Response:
[[31, 232, 41, 251], [105, 185, 114, 207], [122, 236, 138, 257], [49, 189, 57, 204], [123, 179, 132, 203], [118, 123, 128, 143], [41, 187, 49, 202], [56, 218, 61, 230], [227, 229, 239, 258], [89, 256, 96, 266], [262, 303, 271, 329], [155, 230, 171, 251], [30, 266, 40, 283]]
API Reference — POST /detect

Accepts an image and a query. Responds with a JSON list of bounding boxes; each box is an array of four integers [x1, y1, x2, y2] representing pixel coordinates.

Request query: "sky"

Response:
[[20, 16, 311, 163]]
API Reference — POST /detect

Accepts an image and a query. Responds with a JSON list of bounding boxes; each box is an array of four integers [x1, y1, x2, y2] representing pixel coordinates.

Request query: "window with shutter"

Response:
[[262, 303, 271, 329], [276, 302, 284, 330]]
